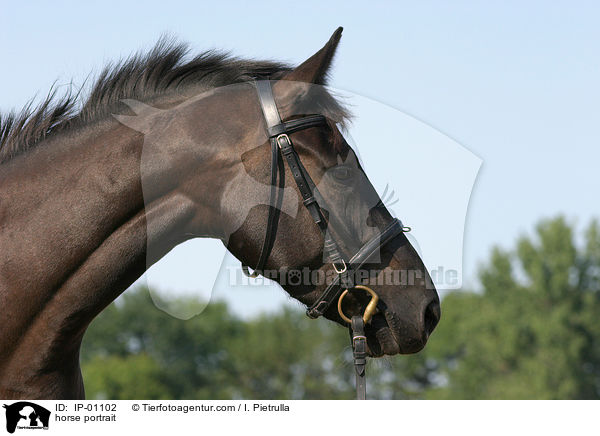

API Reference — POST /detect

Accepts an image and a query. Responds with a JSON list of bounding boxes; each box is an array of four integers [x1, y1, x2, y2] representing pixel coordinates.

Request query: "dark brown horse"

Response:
[[0, 28, 440, 399]]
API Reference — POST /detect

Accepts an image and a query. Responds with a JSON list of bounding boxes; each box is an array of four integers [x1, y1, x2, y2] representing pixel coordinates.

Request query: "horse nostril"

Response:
[[424, 298, 441, 336]]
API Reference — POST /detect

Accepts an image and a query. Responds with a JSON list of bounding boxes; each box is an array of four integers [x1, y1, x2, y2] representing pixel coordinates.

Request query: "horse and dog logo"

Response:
[[2, 402, 50, 433]]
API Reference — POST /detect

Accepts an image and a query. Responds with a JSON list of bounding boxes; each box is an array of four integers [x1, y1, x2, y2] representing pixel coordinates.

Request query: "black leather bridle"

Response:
[[243, 80, 409, 399], [243, 80, 408, 319]]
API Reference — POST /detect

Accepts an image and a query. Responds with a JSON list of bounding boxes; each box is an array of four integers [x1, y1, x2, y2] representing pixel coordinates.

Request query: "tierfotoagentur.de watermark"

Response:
[[227, 265, 458, 289]]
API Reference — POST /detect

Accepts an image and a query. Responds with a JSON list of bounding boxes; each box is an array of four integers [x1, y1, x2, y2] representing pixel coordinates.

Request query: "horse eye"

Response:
[[332, 166, 353, 181]]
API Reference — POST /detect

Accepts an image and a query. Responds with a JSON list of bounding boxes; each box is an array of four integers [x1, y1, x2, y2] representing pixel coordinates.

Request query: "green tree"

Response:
[[225, 308, 352, 399], [424, 216, 600, 399], [83, 354, 170, 399], [81, 287, 243, 399]]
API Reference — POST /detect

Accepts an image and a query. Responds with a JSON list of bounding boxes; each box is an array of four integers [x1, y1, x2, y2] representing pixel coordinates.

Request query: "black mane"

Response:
[[0, 37, 294, 164]]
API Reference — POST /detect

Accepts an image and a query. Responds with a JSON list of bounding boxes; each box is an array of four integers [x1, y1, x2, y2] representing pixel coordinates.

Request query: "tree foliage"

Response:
[[81, 216, 600, 399], [423, 216, 600, 399]]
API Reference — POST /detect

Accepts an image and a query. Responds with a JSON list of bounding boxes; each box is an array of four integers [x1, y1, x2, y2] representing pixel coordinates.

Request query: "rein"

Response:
[[338, 285, 378, 400], [244, 80, 410, 399]]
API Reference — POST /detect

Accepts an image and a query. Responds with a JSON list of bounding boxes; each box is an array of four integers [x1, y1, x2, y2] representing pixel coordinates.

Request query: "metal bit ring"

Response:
[[337, 285, 379, 324]]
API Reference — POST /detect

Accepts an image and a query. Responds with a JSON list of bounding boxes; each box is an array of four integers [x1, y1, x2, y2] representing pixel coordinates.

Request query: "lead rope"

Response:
[[338, 285, 379, 400], [351, 316, 367, 400]]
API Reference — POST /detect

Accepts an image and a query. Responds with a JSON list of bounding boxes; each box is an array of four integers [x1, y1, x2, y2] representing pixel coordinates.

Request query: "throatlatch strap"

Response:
[[242, 81, 284, 277]]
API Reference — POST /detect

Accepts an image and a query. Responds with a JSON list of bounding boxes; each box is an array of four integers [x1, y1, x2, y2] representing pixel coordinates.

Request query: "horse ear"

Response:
[[281, 27, 343, 85]]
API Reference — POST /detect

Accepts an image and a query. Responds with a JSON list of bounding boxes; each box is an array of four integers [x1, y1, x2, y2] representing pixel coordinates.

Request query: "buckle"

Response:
[[352, 335, 367, 347], [332, 259, 347, 274], [276, 134, 291, 149]]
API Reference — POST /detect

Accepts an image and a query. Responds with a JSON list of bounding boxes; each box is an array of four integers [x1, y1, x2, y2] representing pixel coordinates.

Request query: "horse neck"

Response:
[[0, 113, 221, 389]]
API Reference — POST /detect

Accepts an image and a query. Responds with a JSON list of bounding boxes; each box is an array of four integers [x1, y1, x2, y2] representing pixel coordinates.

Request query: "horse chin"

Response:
[[364, 312, 426, 357]]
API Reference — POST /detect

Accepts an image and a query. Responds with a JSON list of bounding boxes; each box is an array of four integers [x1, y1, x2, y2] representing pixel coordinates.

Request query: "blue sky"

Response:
[[2, 1, 599, 316]]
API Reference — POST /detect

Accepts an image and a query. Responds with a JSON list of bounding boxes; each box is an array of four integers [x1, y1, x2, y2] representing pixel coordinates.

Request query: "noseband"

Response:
[[243, 80, 410, 399]]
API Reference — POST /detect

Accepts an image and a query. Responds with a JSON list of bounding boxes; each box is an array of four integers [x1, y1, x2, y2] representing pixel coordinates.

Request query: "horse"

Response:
[[0, 27, 440, 399]]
